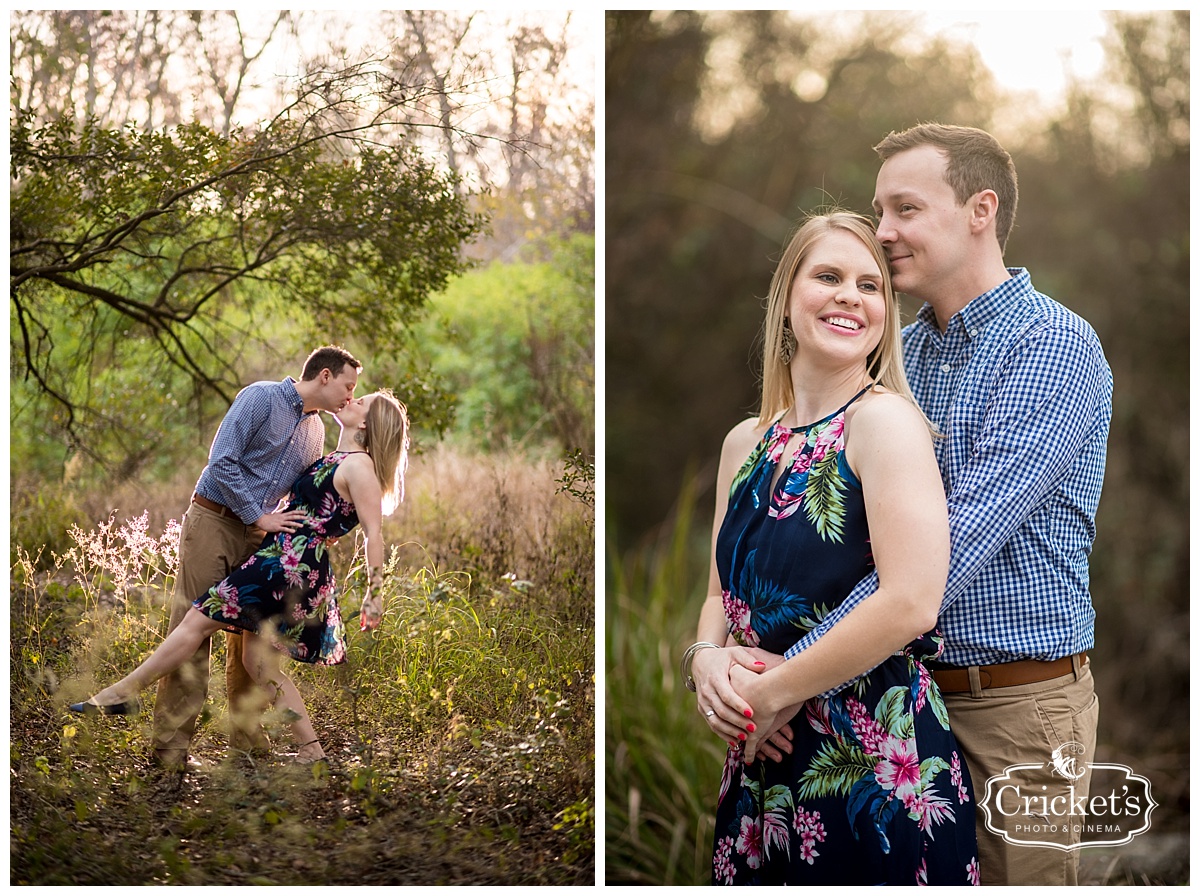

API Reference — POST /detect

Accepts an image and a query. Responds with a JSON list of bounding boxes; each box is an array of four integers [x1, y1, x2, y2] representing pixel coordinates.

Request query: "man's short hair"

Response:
[[875, 123, 1019, 252], [301, 345, 362, 381]]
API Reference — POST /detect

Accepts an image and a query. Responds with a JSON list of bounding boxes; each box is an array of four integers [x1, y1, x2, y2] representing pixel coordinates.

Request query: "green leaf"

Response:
[[729, 437, 768, 499], [874, 686, 914, 739], [796, 737, 873, 799], [804, 449, 847, 542]]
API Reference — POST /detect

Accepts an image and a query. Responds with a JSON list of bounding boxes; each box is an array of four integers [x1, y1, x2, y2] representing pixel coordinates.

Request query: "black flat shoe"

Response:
[[68, 699, 139, 716]]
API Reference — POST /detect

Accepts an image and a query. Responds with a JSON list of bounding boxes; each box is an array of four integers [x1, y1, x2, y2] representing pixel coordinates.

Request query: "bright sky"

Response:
[[916, 10, 1109, 106]]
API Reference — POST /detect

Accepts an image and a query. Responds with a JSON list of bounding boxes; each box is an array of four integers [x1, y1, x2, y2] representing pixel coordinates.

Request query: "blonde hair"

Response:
[[361, 389, 410, 515], [757, 210, 932, 431]]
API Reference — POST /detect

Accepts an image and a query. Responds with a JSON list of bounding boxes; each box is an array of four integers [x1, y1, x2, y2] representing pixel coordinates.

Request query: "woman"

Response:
[[684, 212, 977, 884], [70, 389, 410, 765]]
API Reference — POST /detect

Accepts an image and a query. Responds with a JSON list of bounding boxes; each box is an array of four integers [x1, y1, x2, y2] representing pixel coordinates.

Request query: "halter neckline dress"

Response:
[[711, 386, 979, 885]]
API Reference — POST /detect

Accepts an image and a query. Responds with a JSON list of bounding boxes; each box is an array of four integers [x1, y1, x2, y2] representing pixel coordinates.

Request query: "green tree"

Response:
[[419, 233, 594, 453], [605, 10, 1001, 544], [11, 63, 486, 474]]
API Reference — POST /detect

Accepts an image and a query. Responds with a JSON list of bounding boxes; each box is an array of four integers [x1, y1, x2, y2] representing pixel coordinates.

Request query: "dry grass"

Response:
[[10, 443, 595, 886]]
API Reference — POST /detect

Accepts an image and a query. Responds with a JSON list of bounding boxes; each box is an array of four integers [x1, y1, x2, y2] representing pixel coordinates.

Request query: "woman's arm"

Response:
[[336, 455, 386, 628], [736, 391, 950, 761], [689, 418, 782, 746]]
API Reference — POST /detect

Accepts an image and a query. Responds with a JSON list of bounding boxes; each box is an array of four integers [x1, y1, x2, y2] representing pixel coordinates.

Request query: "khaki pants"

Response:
[[943, 659, 1099, 886], [151, 503, 270, 765]]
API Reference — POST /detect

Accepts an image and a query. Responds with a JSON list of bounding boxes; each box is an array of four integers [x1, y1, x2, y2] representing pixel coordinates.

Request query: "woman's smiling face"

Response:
[[786, 228, 887, 371]]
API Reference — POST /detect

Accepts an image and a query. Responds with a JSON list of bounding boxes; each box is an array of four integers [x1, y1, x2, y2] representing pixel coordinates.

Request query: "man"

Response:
[[733, 124, 1111, 884], [153, 344, 362, 771]]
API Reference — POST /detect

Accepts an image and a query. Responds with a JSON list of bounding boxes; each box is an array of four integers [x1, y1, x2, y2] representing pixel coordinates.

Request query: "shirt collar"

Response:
[[915, 267, 1031, 338], [282, 376, 314, 415]]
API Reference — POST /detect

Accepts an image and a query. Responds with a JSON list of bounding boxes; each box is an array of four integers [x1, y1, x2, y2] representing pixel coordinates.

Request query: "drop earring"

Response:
[[780, 318, 797, 365]]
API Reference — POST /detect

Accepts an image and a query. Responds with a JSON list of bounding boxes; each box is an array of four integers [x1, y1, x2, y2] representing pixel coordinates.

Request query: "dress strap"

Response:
[[839, 382, 876, 415], [782, 383, 876, 433]]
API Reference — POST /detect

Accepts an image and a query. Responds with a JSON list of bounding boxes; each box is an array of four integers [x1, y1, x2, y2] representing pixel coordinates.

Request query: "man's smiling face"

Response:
[[872, 144, 975, 301]]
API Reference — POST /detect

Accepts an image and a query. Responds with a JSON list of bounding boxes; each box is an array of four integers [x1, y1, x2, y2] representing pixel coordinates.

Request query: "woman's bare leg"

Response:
[[90, 608, 225, 706], [241, 632, 325, 760]]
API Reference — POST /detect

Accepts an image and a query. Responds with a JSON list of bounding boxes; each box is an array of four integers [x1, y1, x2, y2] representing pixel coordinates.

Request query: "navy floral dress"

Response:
[[195, 451, 363, 666], [711, 388, 978, 885]]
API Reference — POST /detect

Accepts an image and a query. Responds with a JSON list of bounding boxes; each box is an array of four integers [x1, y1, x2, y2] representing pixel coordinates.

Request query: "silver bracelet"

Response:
[[680, 641, 722, 692]]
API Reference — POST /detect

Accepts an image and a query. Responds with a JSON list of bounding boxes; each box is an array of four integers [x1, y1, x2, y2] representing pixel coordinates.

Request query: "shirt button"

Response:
[[940, 363, 952, 373], [969, 328, 979, 337]]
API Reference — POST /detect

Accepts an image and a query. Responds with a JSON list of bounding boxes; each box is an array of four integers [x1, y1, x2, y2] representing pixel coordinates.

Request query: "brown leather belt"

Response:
[[930, 653, 1087, 694], [192, 492, 239, 521]]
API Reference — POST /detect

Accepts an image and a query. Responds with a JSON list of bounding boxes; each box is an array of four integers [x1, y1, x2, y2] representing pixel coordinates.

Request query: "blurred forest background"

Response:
[[605, 10, 1187, 885], [11, 10, 594, 885]]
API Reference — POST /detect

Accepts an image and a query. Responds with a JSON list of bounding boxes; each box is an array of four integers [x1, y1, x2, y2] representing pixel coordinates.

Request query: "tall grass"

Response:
[[604, 482, 724, 885], [10, 444, 594, 885]]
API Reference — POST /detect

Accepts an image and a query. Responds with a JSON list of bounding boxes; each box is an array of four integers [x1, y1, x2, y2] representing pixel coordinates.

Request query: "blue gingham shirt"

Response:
[[784, 269, 1112, 691], [194, 377, 327, 525]]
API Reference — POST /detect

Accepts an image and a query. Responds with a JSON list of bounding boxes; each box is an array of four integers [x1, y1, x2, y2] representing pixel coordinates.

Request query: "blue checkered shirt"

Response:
[[784, 269, 1112, 692], [194, 377, 327, 525]]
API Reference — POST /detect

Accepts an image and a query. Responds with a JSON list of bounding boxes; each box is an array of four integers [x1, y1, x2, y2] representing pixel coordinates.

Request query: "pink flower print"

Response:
[[291, 602, 308, 622], [790, 446, 814, 477], [805, 699, 835, 736], [765, 427, 790, 464], [722, 591, 759, 647], [795, 807, 826, 844], [735, 815, 763, 870], [308, 569, 321, 587], [951, 752, 971, 804], [916, 857, 928, 885], [769, 487, 806, 520], [950, 752, 962, 785], [813, 415, 844, 455], [967, 857, 980, 885], [718, 742, 742, 805], [875, 736, 922, 799], [321, 492, 339, 515], [847, 697, 888, 755], [791, 805, 826, 865], [713, 835, 737, 885], [905, 786, 955, 835], [914, 662, 932, 714], [214, 580, 240, 619], [280, 545, 306, 587]]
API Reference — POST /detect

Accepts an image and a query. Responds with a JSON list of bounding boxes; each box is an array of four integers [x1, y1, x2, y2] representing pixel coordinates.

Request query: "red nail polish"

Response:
[[747, 723, 756, 733], [754, 661, 765, 666], [738, 733, 746, 741], [743, 709, 753, 718]]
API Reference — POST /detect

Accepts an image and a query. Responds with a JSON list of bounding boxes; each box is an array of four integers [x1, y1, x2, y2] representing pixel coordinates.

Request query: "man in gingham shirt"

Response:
[[153, 345, 362, 772], [740, 125, 1111, 884]]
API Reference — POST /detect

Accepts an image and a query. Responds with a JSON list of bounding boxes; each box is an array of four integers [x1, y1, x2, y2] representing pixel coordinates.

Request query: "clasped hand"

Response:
[[691, 646, 797, 763]]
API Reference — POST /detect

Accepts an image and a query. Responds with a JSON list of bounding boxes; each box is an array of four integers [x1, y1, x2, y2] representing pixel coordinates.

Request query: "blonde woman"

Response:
[[685, 212, 978, 884], [70, 390, 409, 765]]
